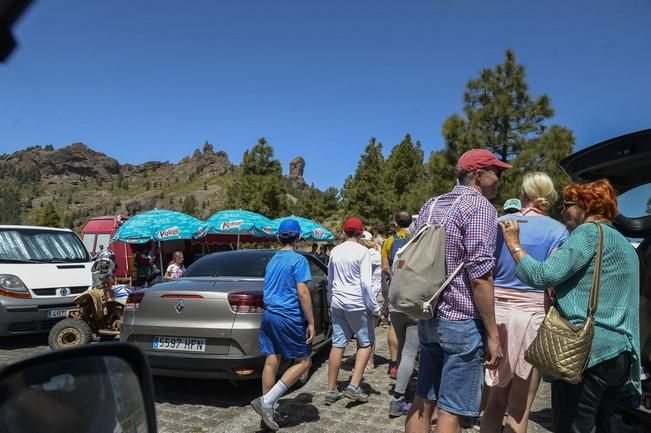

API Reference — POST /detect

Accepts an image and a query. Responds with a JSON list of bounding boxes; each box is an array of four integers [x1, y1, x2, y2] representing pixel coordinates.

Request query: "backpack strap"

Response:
[[422, 261, 465, 313], [420, 193, 468, 314], [441, 195, 465, 225]]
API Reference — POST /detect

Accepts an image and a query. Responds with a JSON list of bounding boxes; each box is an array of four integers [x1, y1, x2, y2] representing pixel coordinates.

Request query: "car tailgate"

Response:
[[125, 282, 235, 355]]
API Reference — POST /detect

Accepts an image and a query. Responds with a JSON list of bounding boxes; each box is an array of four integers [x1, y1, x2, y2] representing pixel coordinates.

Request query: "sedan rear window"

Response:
[[184, 251, 275, 278]]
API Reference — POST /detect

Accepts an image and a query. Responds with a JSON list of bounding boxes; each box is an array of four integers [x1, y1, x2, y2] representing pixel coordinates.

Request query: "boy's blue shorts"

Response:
[[259, 310, 310, 359]]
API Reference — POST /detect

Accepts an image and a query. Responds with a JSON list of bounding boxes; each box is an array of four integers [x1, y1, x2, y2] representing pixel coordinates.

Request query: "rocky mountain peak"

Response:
[[289, 156, 306, 189]]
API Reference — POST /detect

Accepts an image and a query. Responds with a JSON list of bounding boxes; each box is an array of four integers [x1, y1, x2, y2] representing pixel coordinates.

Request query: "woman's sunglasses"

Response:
[[563, 200, 577, 209]]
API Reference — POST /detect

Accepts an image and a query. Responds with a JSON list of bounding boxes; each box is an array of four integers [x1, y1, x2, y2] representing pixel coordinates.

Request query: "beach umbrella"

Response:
[[271, 215, 335, 241], [111, 209, 204, 271], [201, 209, 275, 249]]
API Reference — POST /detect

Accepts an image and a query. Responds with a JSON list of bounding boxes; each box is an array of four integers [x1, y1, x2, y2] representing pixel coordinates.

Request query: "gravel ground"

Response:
[[1, 328, 647, 433]]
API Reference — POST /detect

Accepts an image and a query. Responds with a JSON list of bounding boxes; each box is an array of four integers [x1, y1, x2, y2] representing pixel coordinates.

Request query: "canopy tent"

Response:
[[271, 215, 335, 241]]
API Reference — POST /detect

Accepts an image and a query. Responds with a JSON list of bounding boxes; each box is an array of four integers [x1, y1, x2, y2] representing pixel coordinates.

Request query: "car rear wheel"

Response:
[[48, 318, 92, 350]]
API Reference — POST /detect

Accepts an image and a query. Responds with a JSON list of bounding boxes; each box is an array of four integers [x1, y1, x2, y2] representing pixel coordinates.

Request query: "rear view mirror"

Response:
[[0, 343, 157, 433]]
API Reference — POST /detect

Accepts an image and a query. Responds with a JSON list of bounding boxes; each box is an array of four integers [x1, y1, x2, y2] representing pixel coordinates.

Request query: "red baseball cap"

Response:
[[456, 149, 512, 176], [343, 217, 364, 235]]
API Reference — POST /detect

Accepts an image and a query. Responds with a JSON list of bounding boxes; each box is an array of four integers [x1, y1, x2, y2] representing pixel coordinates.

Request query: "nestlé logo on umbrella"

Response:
[[221, 220, 243, 230], [158, 226, 180, 239]]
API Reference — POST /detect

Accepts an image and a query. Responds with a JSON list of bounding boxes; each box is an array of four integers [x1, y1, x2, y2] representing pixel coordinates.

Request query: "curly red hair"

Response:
[[563, 179, 619, 222]]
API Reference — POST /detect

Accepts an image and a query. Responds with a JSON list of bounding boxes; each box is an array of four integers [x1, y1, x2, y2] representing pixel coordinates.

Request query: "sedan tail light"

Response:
[[228, 292, 264, 313], [125, 291, 145, 311]]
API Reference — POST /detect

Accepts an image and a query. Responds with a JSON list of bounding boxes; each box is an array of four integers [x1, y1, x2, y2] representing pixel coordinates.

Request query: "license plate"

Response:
[[47, 309, 69, 319], [153, 336, 206, 352]]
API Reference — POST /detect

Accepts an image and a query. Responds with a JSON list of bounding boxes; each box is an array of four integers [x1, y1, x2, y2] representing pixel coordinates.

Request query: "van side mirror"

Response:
[[0, 343, 157, 433]]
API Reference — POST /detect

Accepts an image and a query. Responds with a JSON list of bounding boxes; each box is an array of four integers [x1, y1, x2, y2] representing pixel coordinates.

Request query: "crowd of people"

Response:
[[249, 148, 642, 433]]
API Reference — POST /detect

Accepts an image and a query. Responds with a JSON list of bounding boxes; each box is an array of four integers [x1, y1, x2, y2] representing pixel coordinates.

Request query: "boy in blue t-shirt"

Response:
[[251, 219, 314, 431]]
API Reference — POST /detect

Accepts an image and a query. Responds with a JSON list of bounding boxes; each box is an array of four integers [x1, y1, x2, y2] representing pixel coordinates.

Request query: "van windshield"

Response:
[[0, 228, 90, 263]]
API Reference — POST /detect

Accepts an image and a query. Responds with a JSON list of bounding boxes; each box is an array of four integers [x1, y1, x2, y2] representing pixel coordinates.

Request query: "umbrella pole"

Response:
[[158, 240, 163, 278], [124, 243, 129, 284], [237, 233, 240, 250]]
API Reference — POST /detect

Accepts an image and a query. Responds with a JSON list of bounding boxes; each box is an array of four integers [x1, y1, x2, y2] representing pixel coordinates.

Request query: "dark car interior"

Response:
[[559, 129, 651, 238]]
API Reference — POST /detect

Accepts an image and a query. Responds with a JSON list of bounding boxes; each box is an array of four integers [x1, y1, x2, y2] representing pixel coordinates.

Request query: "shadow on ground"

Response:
[[155, 345, 331, 408], [0, 333, 48, 350], [529, 408, 553, 430], [254, 393, 321, 432]]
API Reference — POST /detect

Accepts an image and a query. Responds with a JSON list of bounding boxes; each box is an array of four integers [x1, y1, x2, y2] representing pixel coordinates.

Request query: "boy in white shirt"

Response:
[[325, 217, 380, 404]]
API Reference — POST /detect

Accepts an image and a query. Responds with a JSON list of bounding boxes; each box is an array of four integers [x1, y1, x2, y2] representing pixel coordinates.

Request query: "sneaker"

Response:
[[258, 409, 289, 430], [325, 389, 343, 405], [389, 366, 398, 379], [251, 397, 280, 431], [389, 397, 412, 417], [343, 385, 369, 403]]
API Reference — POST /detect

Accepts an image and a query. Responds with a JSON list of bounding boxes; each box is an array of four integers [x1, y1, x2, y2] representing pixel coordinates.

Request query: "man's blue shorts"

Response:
[[259, 310, 310, 359], [330, 307, 374, 348], [416, 317, 485, 417]]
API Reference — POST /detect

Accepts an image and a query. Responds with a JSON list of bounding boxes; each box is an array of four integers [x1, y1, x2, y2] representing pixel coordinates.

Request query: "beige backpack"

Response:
[[388, 196, 465, 320]]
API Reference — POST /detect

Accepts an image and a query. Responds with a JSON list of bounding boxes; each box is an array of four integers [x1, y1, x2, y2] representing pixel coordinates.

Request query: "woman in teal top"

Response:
[[500, 179, 640, 433]]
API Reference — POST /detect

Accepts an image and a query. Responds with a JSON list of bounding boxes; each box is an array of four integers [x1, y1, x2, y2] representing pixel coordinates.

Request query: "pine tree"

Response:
[[385, 134, 427, 213], [293, 185, 341, 222], [225, 138, 288, 218], [341, 138, 393, 226], [182, 194, 198, 216], [0, 182, 22, 224], [440, 49, 574, 213], [37, 202, 61, 227]]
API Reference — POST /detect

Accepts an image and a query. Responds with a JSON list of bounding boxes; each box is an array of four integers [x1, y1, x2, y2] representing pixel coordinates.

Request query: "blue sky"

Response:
[[1, 0, 650, 215]]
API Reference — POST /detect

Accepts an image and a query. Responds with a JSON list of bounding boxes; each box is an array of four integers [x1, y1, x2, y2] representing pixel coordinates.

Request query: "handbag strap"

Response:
[[587, 222, 605, 317]]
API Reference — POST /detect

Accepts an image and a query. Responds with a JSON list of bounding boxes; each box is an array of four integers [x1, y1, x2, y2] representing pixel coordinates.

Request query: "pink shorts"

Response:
[[485, 287, 545, 387]]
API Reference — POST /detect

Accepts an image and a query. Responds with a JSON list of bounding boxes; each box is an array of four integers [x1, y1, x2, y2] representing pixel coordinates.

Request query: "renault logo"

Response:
[[175, 299, 184, 313], [59, 288, 71, 297]]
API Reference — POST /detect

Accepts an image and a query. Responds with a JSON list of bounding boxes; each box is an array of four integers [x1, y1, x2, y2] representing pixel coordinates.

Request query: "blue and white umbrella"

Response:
[[200, 209, 275, 249], [271, 215, 335, 241], [112, 209, 204, 244], [111, 209, 204, 272]]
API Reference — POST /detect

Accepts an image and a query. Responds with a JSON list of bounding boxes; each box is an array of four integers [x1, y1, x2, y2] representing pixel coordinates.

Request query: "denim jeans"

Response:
[[330, 308, 374, 348], [415, 317, 485, 416]]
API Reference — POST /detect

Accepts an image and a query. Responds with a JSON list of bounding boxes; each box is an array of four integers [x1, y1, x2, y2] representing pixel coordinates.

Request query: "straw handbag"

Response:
[[524, 222, 604, 384]]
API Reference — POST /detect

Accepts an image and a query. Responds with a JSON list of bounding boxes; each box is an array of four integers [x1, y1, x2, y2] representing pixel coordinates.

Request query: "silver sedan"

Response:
[[120, 249, 331, 380]]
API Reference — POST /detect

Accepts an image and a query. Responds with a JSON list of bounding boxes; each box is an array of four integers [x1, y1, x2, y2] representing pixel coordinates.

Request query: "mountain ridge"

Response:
[[0, 141, 308, 231]]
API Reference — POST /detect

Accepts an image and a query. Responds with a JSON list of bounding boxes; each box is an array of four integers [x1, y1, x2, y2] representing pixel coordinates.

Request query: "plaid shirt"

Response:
[[415, 185, 497, 320]]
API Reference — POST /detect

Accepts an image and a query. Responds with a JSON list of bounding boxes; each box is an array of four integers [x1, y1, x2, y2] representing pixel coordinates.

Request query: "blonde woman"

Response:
[[481, 172, 568, 433], [164, 251, 185, 280]]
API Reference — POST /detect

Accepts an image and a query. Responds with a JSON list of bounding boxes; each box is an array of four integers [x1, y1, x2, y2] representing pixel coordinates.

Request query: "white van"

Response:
[[0, 225, 93, 336]]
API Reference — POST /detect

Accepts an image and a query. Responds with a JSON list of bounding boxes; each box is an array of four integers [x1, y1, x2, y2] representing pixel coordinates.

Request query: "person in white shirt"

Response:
[[325, 217, 381, 405], [164, 251, 185, 280]]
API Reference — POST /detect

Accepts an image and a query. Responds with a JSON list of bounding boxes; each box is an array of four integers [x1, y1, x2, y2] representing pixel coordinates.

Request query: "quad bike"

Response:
[[48, 249, 133, 350]]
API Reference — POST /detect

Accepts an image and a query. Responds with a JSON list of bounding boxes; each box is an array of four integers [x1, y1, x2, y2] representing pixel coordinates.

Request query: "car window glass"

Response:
[[96, 234, 111, 253], [618, 183, 651, 218], [184, 251, 273, 278], [0, 228, 90, 262], [82, 234, 96, 253]]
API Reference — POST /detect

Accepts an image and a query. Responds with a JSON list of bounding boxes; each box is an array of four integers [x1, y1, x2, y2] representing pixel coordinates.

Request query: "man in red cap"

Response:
[[325, 216, 381, 405], [405, 149, 510, 433]]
